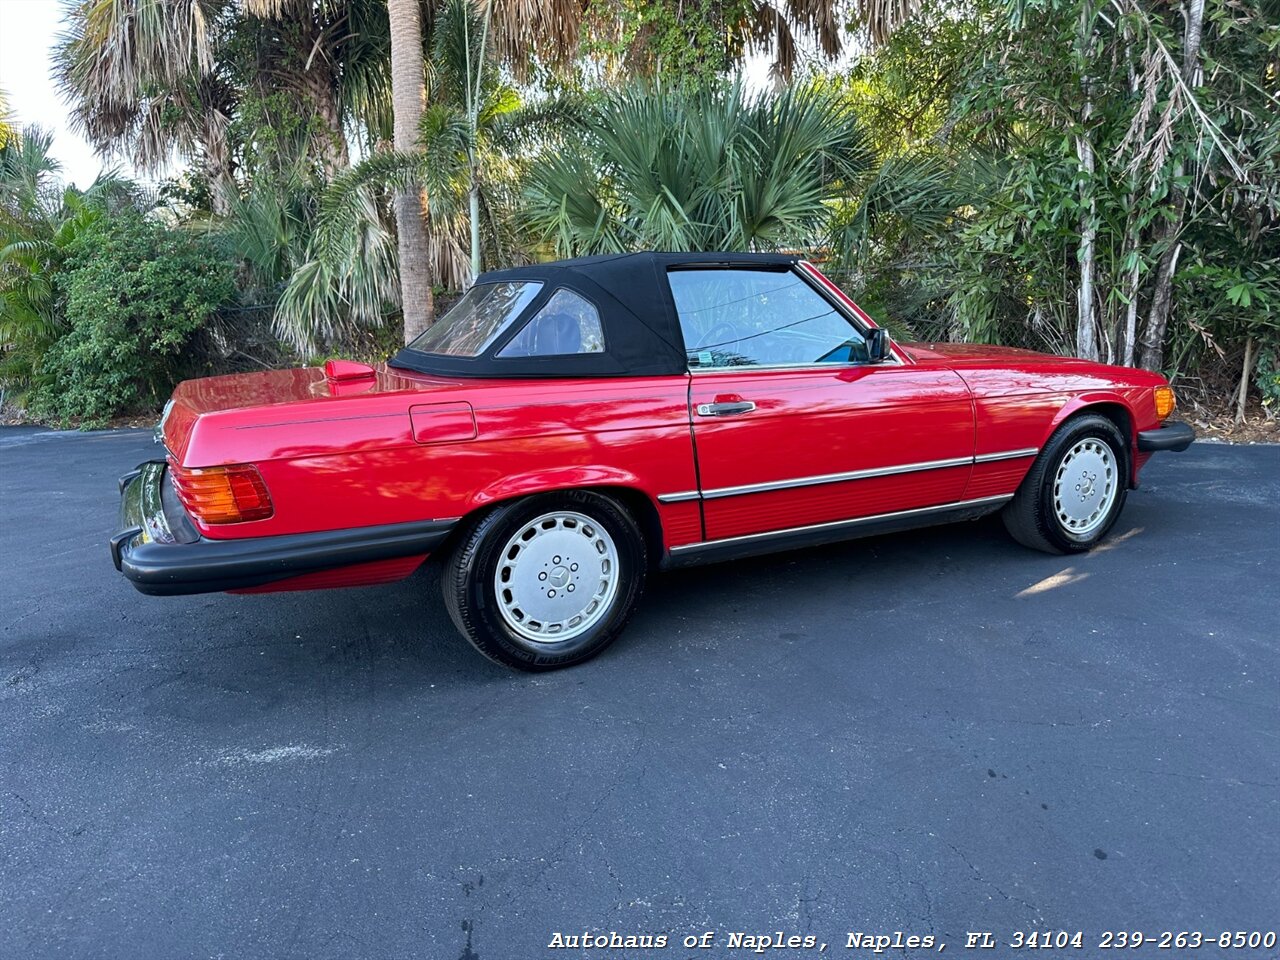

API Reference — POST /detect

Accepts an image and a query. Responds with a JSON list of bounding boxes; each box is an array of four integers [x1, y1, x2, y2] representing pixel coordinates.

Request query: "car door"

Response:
[[670, 264, 976, 543]]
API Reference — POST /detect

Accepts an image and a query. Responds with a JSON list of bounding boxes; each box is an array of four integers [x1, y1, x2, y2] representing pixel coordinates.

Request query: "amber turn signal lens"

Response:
[[1154, 385, 1176, 421], [169, 461, 273, 524]]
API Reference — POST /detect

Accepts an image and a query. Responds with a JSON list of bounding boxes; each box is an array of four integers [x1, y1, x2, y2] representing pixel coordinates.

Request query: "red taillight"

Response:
[[169, 460, 273, 524]]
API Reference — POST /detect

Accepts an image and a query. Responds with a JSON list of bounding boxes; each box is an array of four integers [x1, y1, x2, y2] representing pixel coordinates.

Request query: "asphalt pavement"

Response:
[[2, 426, 1277, 959]]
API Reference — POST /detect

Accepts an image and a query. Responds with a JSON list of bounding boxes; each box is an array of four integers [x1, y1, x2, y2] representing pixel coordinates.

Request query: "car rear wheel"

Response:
[[441, 491, 647, 670], [1002, 413, 1129, 554]]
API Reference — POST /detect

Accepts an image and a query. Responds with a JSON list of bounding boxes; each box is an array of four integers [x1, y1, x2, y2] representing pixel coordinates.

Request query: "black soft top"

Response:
[[389, 251, 801, 379]]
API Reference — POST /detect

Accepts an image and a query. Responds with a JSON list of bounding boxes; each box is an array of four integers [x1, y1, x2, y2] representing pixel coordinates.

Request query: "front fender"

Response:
[[1045, 391, 1136, 439], [1042, 390, 1145, 484]]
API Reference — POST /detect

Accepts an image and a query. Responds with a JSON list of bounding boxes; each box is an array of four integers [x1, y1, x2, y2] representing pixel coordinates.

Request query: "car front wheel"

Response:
[[1002, 413, 1129, 554], [441, 491, 647, 670]]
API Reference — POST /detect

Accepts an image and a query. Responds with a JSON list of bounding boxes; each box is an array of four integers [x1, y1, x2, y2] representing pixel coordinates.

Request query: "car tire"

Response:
[[441, 491, 648, 671], [1002, 413, 1129, 555]]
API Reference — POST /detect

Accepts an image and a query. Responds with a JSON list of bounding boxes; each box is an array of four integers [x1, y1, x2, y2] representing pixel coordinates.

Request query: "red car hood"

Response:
[[900, 342, 1075, 364]]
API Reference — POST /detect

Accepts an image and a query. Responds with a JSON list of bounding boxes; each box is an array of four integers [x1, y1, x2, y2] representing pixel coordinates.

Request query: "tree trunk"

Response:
[[1120, 19, 1140, 367], [1074, 2, 1098, 361], [196, 79, 236, 217], [1140, 239, 1181, 369], [469, 156, 481, 282], [1236, 336, 1256, 423], [295, 54, 349, 175], [388, 0, 434, 343], [201, 114, 236, 217], [205, 154, 237, 217], [1075, 153, 1098, 361], [1122, 258, 1140, 366], [1139, 0, 1206, 372]]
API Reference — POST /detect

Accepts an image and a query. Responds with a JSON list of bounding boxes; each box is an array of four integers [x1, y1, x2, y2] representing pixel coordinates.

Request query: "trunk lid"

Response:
[[160, 363, 450, 464], [167, 363, 435, 415]]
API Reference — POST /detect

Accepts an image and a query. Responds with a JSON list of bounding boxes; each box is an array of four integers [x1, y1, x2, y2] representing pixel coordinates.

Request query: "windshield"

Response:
[[404, 281, 543, 357]]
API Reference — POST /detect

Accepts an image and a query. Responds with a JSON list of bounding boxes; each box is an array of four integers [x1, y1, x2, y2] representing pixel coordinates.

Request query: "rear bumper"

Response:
[[112, 461, 455, 596], [1136, 421, 1195, 453]]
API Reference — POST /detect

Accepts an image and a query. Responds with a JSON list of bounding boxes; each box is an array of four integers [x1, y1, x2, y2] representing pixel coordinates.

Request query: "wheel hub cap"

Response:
[[494, 511, 620, 644], [1053, 438, 1118, 536]]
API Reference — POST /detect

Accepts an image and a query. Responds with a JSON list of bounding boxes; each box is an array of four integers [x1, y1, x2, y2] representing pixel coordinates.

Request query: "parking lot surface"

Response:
[[2, 427, 1277, 958]]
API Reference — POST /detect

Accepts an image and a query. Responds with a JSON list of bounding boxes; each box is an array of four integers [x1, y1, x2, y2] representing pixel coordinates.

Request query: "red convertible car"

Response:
[[113, 253, 1193, 670]]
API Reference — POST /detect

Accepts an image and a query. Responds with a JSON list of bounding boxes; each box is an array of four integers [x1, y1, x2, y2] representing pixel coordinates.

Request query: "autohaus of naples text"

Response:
[[545, 931, 941, 951]]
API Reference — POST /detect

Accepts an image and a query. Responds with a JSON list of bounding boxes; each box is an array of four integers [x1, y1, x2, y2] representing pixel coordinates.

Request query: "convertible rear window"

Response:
[[498, 289, 605, 358], [404, 281, 543, 357]]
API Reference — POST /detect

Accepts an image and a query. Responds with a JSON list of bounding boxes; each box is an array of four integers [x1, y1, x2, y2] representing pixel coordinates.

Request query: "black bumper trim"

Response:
[[1137, 421, 1195, 453], [662, 494, 1012, 569], [114, 464, 456, 595], [118, 467, 142, 495]]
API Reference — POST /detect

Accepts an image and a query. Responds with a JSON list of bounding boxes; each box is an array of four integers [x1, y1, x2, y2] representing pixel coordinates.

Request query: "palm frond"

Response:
[[416, 104, 472, 218], [312, 150, 424, 267], [519, 81, 869, 258], [274, 184, 400, 352], [0, 88, 17, 150], [486, 0, 583, 79]]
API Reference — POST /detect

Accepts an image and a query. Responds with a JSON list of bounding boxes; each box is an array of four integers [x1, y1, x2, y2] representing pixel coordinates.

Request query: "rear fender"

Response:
[[468, 466, 649, 511], [462, 468, 673, 558]]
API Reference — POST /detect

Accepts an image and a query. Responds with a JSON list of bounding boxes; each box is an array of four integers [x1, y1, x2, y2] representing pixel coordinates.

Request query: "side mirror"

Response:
[[867, 328, 892, 362]]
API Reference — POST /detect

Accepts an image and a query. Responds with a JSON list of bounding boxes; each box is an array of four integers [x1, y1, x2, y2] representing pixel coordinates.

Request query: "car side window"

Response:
[[498, 288, 605, 358], [669, 268, 869, 369]]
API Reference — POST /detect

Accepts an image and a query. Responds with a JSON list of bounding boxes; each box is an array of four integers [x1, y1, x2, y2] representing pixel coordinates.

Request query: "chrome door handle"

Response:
[[696, 401, 756, 417]]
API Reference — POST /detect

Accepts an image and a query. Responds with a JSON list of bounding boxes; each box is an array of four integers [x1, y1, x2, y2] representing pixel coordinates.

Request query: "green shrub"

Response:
[[28, 212, 235, 427], [1256, 345, 1280, 421]]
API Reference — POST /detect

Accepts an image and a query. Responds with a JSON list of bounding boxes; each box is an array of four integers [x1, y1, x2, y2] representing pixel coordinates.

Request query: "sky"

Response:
[[0, 0, 107, 188]]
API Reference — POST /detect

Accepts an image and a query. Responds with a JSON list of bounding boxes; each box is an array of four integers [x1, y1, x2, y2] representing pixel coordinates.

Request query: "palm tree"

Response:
[[387, 0, 433, 343], [273, 0, 580, 349], [379, 0, 583, 341], [414, 0, 578, 278], [437, 0, 492, 279], [251, 168, 402, 351], [54, 0, 393, 213], [520, 81, 871, 256], [54, 1, 231, 210]]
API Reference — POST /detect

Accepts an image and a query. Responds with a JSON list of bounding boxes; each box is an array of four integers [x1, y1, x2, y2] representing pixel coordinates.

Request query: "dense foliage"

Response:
[[837, 0, 1278, 403], [0, 0, 1274, 426], [26, 212, 235, 426], [0, 130, 126, 398]]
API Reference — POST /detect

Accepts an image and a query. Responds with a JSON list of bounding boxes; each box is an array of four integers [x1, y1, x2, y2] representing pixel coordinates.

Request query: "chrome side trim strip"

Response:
[[656, 447, 1038, 505], [657, 490, 701, 503], [668, 494, 1014, 554], [700, 455, 973, 500], [973, 447, 1039, 464]]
